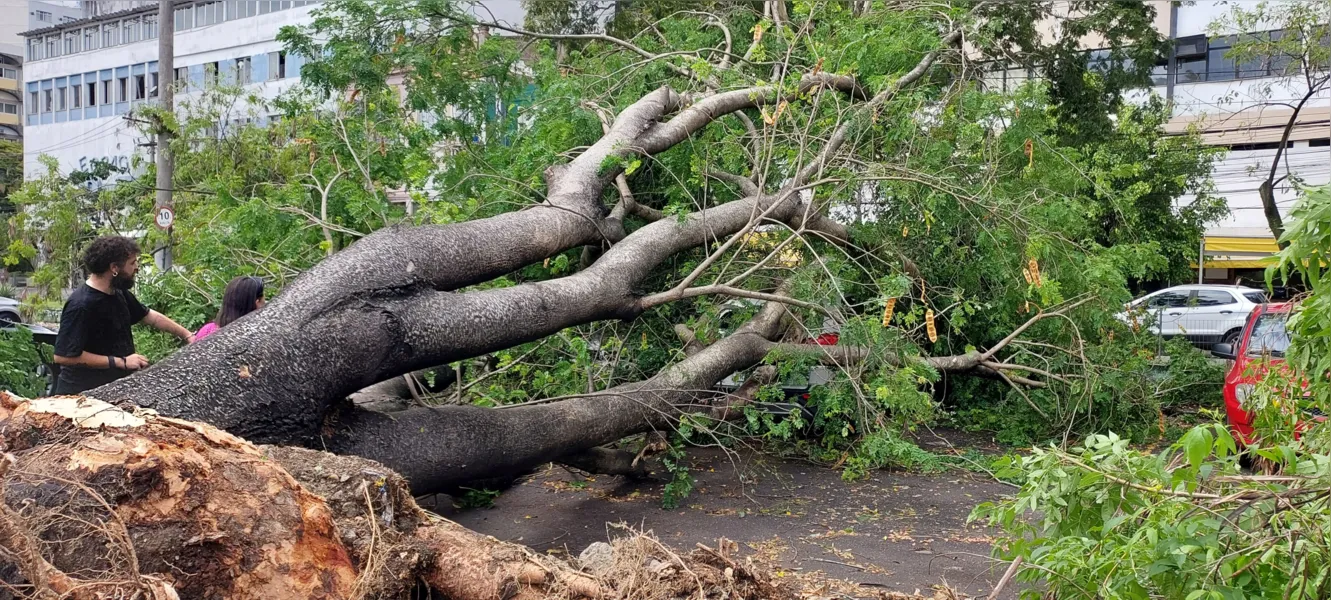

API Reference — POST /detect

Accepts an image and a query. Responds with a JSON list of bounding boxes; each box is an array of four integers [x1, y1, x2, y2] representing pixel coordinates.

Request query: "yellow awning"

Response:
[[1196, 258, 1278, 269], [1204, 236, 1280, 254]]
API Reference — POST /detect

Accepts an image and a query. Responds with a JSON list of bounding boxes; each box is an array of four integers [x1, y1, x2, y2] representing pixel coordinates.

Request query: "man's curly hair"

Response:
[[82, 236, 141, 276]]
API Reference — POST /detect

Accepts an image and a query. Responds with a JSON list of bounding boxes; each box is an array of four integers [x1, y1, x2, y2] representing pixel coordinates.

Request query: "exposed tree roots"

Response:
[[0, 391, 810, 600]]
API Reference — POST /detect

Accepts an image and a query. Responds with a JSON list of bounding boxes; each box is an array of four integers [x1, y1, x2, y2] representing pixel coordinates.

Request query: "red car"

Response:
[[1211, 303, 1325, 445]]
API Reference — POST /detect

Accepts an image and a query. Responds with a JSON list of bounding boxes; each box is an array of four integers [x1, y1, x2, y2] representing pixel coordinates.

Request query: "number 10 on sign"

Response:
[[155, 206, 175, 230]]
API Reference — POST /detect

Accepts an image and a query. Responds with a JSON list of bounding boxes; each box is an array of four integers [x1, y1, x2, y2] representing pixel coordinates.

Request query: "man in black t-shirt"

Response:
[[53, 236, 195, 395]]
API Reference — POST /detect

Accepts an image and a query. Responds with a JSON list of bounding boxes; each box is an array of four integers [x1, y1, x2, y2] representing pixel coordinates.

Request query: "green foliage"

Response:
[[841, 430, 945, 482], [975, 1, 1166, 144], [5, 156, 138, 296], [660, 436, 695, 510], [1271, 185, 1331, 446], [975, 427, 1331, 599], [0, 139, 20, 204], [1211, 1, 1330, 84], [453, 487, 501, 509], [0, 327, 48, 398], [957, 335, 1227, 446]]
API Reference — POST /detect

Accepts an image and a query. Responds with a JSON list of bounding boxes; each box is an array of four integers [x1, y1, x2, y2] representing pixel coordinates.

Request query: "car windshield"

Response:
[[1246, 313, 1291, 357]]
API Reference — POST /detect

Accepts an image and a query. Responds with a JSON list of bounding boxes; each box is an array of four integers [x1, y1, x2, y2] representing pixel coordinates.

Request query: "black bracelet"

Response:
[[108, 356, 115, 369]]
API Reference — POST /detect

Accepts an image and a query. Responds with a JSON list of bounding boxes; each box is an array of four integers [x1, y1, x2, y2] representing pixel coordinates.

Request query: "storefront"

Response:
[[1194, 234, 1281, 291]]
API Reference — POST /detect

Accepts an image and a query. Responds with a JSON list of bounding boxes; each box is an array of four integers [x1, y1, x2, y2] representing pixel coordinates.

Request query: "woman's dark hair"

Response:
[[83, 236, 141, 275], [217, 276, 264, 327]]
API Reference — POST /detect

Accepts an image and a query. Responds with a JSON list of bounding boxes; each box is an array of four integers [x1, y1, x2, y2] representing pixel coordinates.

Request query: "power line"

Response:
[[21, 120, 131, 155]]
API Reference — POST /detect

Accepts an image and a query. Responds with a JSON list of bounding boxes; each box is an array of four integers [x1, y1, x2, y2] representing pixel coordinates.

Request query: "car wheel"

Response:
[[0, 312, 18, 326], [1221, 328, 1242, 346]]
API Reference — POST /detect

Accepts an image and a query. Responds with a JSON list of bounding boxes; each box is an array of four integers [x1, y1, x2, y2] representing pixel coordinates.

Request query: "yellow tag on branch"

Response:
[[925, 309, 937, 342], [1028, 258, 1041, 287]]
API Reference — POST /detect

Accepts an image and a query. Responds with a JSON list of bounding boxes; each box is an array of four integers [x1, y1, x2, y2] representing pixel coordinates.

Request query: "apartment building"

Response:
[[0, 52, 19, 142], [1158, 2, 1330, 285], [19, 0, 319, 178], [29, 1, 87, 29]]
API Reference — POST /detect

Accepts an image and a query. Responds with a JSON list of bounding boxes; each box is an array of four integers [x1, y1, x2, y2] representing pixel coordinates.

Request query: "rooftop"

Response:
[[20, 1, 181, 38]]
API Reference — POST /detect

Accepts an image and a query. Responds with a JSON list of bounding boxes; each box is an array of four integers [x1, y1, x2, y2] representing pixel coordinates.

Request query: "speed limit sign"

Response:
[[154, 206, 175, 230]]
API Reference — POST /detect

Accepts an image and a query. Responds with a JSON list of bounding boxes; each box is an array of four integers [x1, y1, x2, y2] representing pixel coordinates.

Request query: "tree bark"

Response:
[[318, 293, 794, 494]]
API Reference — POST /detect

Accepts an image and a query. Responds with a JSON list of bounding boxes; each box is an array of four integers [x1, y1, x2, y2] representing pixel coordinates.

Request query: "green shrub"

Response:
[[975, 426, 1331, 599], [0, 327, 48, 397]]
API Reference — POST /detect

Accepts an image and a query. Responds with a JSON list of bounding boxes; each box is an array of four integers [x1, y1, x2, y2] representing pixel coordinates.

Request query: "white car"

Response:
[[0, 296, 20, 325], [1119, 284, 1267, 347]]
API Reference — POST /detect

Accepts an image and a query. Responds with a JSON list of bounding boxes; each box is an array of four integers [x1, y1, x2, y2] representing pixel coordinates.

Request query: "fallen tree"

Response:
[[1, 0, 1202, 596], [86, 7, 1038, 492]]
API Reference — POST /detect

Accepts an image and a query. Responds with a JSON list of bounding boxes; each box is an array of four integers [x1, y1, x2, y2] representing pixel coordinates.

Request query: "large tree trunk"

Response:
[[320, 290, 794, 494]]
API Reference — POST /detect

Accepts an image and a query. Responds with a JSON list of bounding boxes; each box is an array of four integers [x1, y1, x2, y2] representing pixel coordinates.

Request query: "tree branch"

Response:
[[467, 19, 699, 82], [707, 170, 760, 197]]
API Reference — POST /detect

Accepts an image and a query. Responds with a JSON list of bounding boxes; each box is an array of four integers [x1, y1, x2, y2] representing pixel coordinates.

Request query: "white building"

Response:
[[1157, 2, 1330, 283], [20, 0, 320, 179]]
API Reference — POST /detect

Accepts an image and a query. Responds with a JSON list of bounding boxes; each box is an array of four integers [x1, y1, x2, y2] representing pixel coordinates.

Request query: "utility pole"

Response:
[[153, 0, 175, 270]]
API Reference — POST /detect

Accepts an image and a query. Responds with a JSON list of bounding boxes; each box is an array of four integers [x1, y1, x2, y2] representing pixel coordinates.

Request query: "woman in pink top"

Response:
[[193, 276, 265, 342]]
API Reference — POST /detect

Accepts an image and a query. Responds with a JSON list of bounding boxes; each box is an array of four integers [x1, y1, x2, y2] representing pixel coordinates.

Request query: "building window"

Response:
[[0, 103, 16, 115], [1207, 36, 1236, 82], [268, 51, 286, 79], [116, 77, 128, 102], [46, 36, 58, 58], [0, 67, 15, 80], [133, 74, 146, 100], [149, 72, 159, 97], [101, 79, 111, 104], [175, 6, 193, 30], [145, 15, 157, 39], [71, 83, 81, 108], [1174, 35, 1206, 83], [123, 18, 138, 43], [203, 62, 219, 86], [235, 56, 252, 84], [87, 81, 97, 106], [28, 38, 41, 61], [85, 27, 97, 51], [36, 10, 52, 22], [196, 2, 222, 26], [64, 32, 76, 54], [42, 89, 52, 113], [233, 0, 257, 18], [55, 85, 66, 110], [103, 23, 116, 47], [1169, 29, 1305, 85], [27, 92, 38, 114], [174, 66, 188, 83]]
